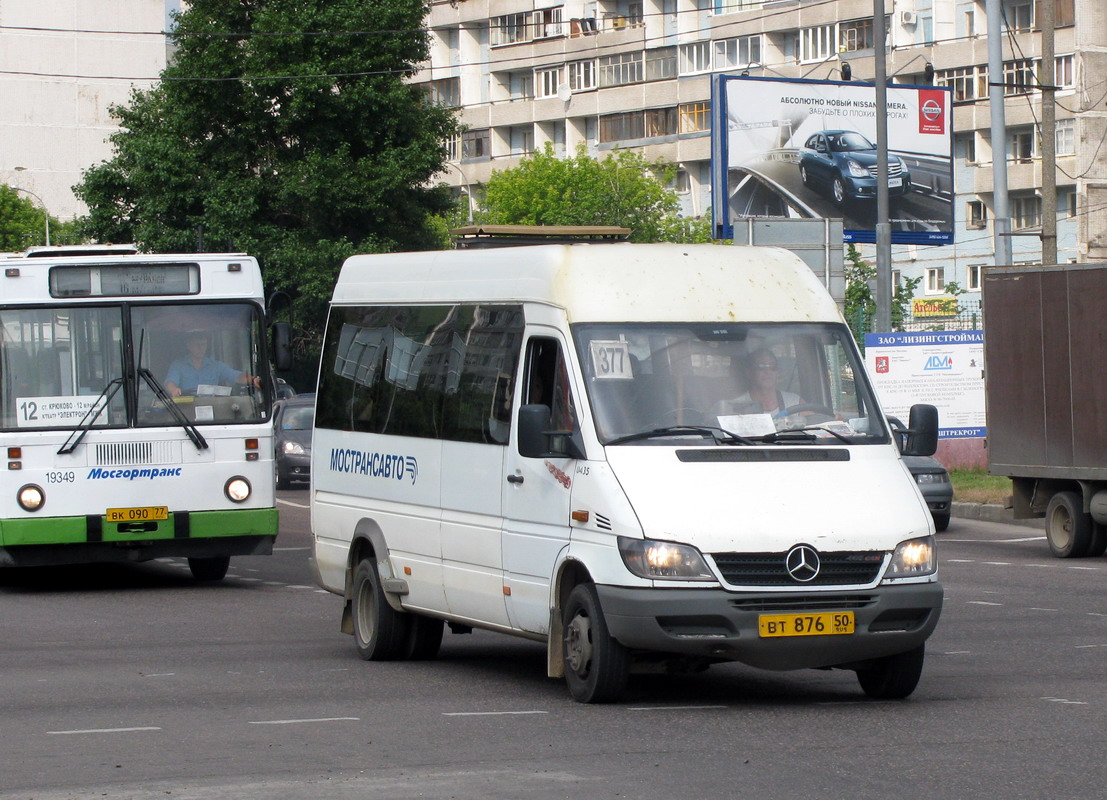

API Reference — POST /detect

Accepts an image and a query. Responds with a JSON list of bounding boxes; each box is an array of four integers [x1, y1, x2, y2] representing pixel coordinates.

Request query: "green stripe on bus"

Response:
[[0, 508, 278, 547]]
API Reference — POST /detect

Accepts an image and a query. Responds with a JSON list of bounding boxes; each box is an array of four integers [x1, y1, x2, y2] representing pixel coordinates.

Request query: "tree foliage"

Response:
[[0, 186, 81, 251], [844, 244, 920, 343], [480, 145, 711, 243], [74, 0, 458, 369]]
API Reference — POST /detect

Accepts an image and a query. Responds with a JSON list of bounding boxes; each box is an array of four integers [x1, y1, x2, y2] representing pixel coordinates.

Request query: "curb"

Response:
[[951, 501, 1044, 529]]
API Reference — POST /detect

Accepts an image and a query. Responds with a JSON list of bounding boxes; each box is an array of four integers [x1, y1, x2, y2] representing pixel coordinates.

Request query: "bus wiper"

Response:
[[58, 378, 123, 455], [606, 425, 756, 446], [138, 367, 209, 451]]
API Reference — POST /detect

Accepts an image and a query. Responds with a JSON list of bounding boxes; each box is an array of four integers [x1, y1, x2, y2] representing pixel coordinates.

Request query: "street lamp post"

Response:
[[11, 186, 51, 246]]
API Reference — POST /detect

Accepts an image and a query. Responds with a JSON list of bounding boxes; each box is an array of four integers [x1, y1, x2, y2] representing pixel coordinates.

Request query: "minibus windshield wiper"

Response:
[[753, 425, 853, 444], [138, 367, 208, 451], [57, 378, 123, 455], [606, 425, 756, 446]]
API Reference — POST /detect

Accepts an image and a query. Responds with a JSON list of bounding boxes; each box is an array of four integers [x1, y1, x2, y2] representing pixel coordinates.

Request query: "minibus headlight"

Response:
[[887, 536, 936, 577], [224, 476, 251, 503], [618, 537, 715, 581], [17, 484, 45, 512]]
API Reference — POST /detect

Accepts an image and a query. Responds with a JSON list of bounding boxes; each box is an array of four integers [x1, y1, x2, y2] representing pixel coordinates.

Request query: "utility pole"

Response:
[[873, 0, 892, 333], [986, 0, 1013, 266], [1039, 0, 1057, 265]]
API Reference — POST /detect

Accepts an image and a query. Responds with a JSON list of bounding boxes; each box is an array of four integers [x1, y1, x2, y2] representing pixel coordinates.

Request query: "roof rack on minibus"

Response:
[[14, 244, 140, 259], [450, 225, 631, 249]]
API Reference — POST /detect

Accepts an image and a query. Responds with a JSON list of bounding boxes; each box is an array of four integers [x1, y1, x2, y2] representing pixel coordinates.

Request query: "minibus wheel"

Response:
[[188, 556, 230, 581], [856, 644, 924, 699], [351, 558, 411, 660], [562, 583, 628, 703]]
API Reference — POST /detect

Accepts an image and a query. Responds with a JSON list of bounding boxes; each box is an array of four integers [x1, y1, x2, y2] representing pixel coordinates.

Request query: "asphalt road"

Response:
[[2, 495, 1106, 799]]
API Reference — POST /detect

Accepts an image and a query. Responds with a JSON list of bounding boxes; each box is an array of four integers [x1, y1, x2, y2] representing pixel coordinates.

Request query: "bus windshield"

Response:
[[574, 321, 890, 445], [0, 301, 267, 432]]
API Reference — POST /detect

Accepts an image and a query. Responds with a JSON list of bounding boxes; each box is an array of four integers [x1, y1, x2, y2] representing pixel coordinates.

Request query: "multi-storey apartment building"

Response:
[[416, 0, 1107, 305]]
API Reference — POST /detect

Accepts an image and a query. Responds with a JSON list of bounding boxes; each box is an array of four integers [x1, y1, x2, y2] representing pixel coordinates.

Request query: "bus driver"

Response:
[[165, 331, 260, 398]]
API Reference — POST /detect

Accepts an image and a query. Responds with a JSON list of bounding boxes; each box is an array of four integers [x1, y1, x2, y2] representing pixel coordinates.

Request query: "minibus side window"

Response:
[[524, 338, 577, 432]]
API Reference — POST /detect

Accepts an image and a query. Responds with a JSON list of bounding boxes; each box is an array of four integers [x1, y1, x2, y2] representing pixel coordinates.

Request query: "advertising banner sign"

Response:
[[711, 75, 954, 245], [864, 331, 985, 439]]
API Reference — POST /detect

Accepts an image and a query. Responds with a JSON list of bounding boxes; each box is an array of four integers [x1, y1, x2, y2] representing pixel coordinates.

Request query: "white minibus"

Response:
[[310, 242, 942, 702]]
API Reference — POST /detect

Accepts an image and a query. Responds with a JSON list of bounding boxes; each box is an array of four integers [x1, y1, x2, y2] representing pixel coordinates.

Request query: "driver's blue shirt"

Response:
[[166, 356, 243, 394]]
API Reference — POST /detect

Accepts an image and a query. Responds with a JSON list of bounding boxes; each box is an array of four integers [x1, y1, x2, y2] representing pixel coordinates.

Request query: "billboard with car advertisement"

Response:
[[711, 75, 954, 245]]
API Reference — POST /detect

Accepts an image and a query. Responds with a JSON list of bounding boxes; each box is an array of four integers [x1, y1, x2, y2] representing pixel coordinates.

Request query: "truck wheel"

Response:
[[188, 556, 229, 581], [406, 615, 444, 660], [563, 583, 628, 703], [1046, 491, 1092, 558], [856, 644, 925, 699], [351, 558, 411, 660]]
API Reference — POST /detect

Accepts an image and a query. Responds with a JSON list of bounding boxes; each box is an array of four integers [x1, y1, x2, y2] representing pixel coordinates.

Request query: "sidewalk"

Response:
[[951, 501, 1044, 529]]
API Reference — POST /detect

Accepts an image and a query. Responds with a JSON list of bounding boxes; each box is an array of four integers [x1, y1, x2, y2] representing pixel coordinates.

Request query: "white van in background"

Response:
[[310, 241, 943, 703]]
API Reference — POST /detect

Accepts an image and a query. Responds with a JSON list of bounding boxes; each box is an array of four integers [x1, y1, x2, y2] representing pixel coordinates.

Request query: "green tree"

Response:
[[75, 0, 458, 363], [0, 186, 82, 250], [480, 144, 711, 242], [844, 244, 920, 345]]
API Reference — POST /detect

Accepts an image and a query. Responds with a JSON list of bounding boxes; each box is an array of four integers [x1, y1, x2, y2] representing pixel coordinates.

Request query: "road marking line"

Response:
[[277, 499, 309, 509], [143, 673, 176, 677], [1029, 608, 1059, 612], [1068, 566, 1101, 571], [943, 651, 972, 655], [967, 601, 1003, 606], [48, 726, 161, 735], [1005, 536, 1047, 543], [249, 717, 360, 725], [287, 585, 316, 590], [628, 705, 728, 711], [983, 561, 1012, 565], [947, 559, 975, 563], [442, 711, 548, 717], [1042, 697, 1088, 705]]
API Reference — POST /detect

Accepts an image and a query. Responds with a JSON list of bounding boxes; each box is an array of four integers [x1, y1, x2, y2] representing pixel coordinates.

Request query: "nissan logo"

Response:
[[785, 544, 821, 582], [921, 99, 943, 121]]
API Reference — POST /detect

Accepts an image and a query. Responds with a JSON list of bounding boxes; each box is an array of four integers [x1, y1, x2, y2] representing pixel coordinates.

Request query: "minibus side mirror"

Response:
[[518, 404, 585, 460], [271, 322, 293, 371], [901, 403, 939, 457]]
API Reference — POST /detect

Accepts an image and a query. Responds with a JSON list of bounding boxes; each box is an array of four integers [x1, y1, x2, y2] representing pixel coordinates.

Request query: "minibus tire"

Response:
[[351, 558, 411, 661], [188, 556, 230, 581], [562, 583, 628, 703], [856, 644, 925, 699], [406, 616, 444, 660]]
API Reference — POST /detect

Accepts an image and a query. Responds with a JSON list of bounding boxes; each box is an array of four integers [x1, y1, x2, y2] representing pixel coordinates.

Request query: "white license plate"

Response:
[[889, 177, 903, 188]]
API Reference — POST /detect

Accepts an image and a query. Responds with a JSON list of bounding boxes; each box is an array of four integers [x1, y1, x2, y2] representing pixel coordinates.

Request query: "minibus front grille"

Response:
[[711, 551, 884, 587], [729, 595, 877, 613]]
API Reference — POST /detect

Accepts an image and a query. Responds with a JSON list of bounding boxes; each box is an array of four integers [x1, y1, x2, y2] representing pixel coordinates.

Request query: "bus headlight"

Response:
[[618, 537, 715, 581], [18, 484, 45, 512], [887, 536, 936, 577], [224, 476, 251, 503]]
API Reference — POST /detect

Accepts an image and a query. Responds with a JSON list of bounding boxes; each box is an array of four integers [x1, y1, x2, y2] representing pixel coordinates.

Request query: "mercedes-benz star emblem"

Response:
[[785, 544, 820, 582]]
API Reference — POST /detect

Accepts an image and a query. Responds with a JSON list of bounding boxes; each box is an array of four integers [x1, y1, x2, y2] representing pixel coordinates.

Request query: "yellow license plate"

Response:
[[758, 611, 855, 638], [106, 506, 169, 523]]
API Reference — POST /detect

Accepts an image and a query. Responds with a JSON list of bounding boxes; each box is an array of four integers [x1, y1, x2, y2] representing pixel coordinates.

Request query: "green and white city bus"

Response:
[[0, 246, 288, 580]]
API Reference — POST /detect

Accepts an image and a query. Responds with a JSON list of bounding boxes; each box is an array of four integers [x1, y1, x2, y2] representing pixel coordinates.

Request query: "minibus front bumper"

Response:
[[596, 582, 943, 671]]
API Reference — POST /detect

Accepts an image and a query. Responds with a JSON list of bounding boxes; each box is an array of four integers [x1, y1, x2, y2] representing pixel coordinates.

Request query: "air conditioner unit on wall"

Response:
[[901, 10, 918, 26]]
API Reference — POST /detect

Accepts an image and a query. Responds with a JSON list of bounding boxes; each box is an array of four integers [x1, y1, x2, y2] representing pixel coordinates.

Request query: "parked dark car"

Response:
[[273, 397, 314, 489], [799, 130, 911, 204], [889, 417, 952, 531]]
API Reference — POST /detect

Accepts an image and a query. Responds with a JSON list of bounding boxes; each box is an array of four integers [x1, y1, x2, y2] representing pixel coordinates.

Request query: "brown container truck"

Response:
[[983, 263, 1107, 558]]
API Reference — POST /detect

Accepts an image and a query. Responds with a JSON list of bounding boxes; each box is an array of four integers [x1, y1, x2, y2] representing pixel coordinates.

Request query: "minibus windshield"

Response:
[[574, 322, 890, 445]]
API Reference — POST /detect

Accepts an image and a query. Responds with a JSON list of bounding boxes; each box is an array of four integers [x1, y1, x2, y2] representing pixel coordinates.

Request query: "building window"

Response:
[[938, 66, 980, 102], [1060, 188, 1077, 218], [957, 133, 977, 163], [679, 42, 711, 75], [925, 268, 945, 295], [1003, 59, 1036, 96], [1008, 128, 1035, 163], [508, 125, 534, 156], [967, 200, 987, 229], [673, 168, 691, 194], [599, 111, 645, 143], [426, 78, 460, 108], [714, 0, 761, 12], [1011, 195, 1042, 229], [533, 7, 564, 39], [838, 18, 874, 52], [444, 135, 460, 161], [645, 47, 677, 81], [967, 265, 983, 291], [1056, 119, 1075, 156], [714, 35, 761, 70], [491, 12, 530, 46], [568, 60, 596, 91], [461, 128, 491, 160], [1055, 55, 1074, 89], [599, 51, 643, 87], [505, 70, 534, 100], [798, 24, 834, 62], [679, 102, 710, 134], [536, 66, 563, 99], [1004, 0, 1033, 32], [644, 107, 677, 137], [891, 269, 901, 293]]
